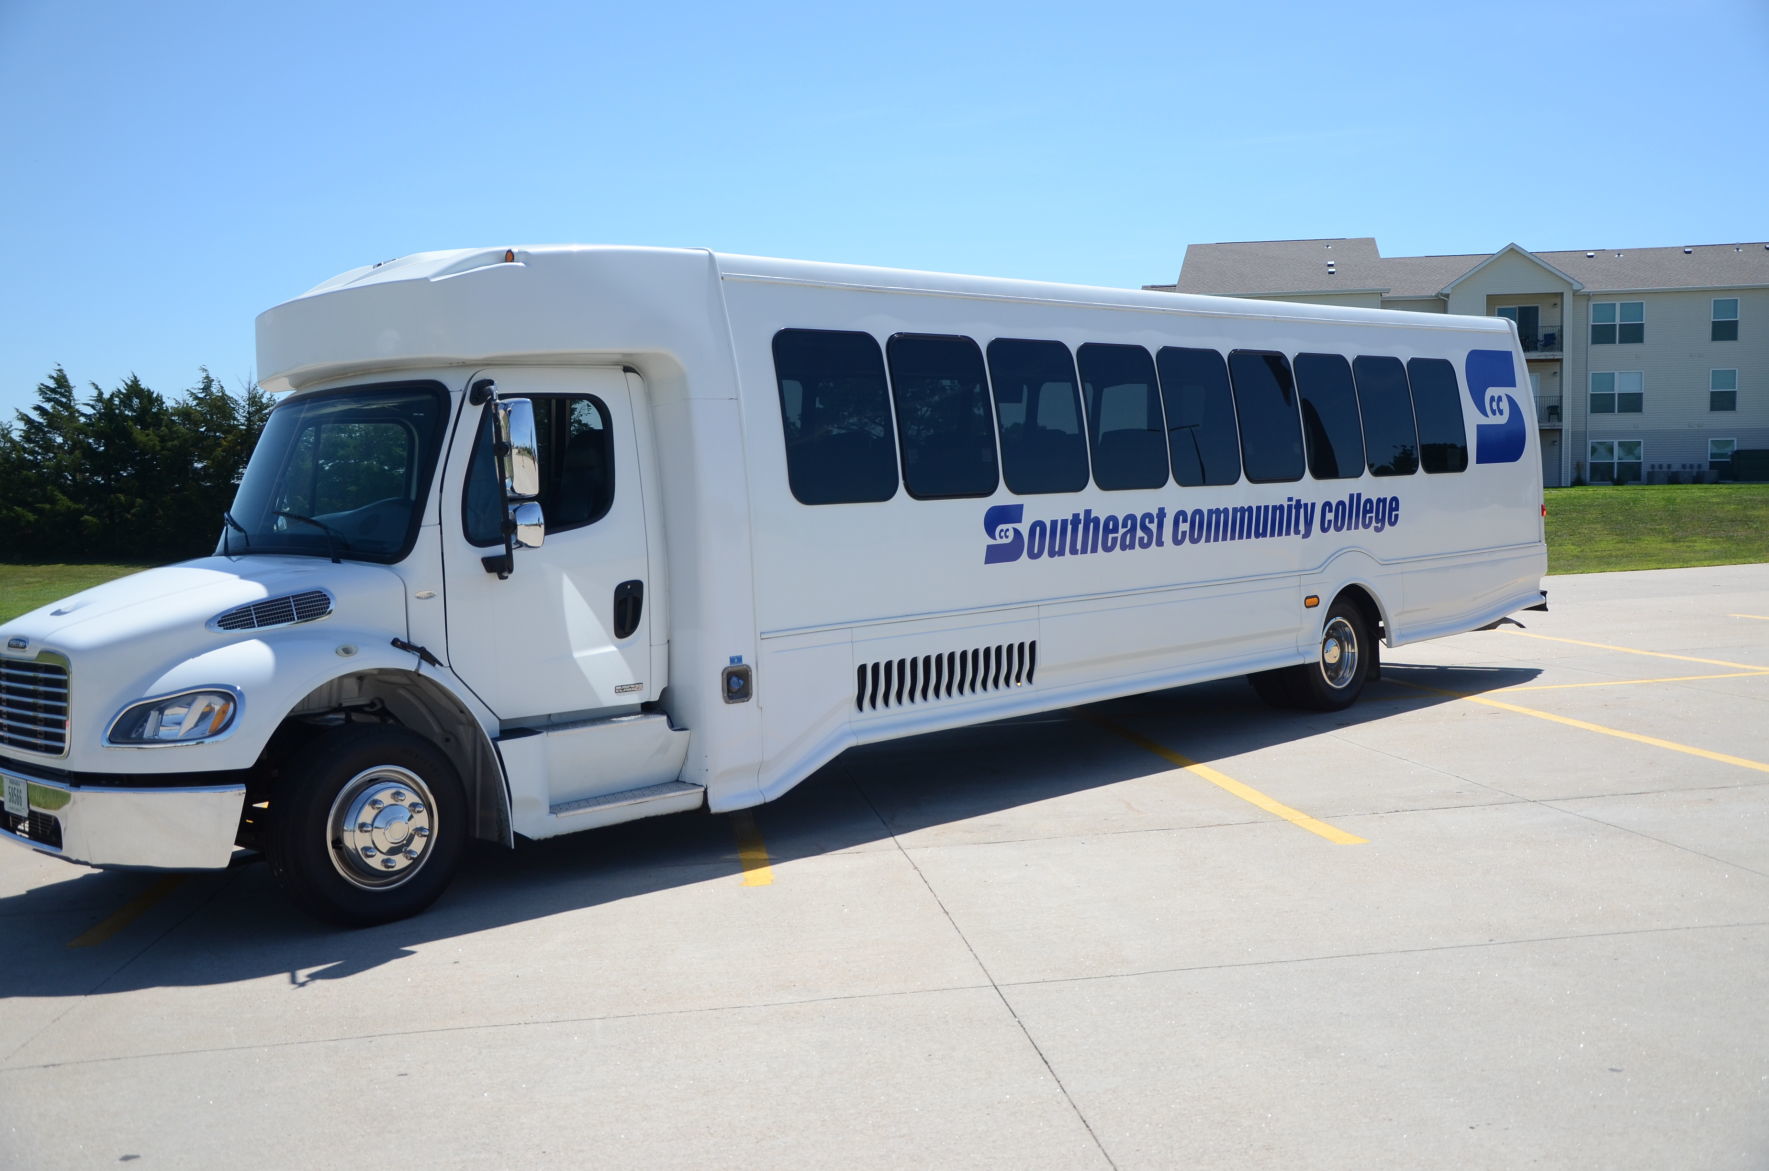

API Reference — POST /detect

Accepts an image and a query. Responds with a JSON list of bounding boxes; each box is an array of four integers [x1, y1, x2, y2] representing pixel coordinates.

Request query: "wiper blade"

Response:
[[221, 510, 249, 555], [274, 510, 353, 564]]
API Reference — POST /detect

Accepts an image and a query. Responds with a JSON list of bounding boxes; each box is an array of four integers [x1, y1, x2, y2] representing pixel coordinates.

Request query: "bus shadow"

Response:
[[0, 662, 1537, 999]]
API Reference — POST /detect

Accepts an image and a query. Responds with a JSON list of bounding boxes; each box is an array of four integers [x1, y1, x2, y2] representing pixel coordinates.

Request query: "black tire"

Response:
[[1246, 600, 1375, 713], [266, 725, 467, 926], [1290, 600, 1373, 711]]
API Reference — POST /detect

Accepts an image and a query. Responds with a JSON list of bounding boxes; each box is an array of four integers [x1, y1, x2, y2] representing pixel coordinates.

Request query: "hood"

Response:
[[0, 557, 408, 658]]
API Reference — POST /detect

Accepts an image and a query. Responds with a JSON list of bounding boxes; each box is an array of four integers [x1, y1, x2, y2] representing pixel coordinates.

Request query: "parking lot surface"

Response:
[[4, 564, 1768, 1169]]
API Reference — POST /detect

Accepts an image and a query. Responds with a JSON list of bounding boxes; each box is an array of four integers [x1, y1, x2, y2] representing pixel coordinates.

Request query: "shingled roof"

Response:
[[1170, 238, 1769, 297]]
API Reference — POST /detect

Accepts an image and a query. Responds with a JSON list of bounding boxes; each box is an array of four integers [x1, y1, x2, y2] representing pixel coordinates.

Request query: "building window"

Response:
[[1590, 371, 1643, 414], [1591, 301, 1644, 345], [1712, 298, 1739, 342], [1710, 369, 1738, 412], [1709, 438, 1736, 476], [1588, 439, 1642, 484]]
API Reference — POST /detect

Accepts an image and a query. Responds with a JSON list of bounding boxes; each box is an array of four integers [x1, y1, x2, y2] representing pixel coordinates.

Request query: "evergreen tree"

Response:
[[0, 367, 272, 563]]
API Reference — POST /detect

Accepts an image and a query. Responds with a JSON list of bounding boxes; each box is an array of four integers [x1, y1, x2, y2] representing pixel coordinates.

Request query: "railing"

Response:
[[1517, 322, 1564, 354], [1536, 395, 1563, 426]]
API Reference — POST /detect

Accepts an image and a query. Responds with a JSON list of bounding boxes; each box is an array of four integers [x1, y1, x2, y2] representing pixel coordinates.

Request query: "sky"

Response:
[[2, 0, 1765, 421]]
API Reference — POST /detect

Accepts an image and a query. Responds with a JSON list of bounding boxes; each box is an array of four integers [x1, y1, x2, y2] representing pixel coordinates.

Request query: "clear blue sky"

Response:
[[2, 0, 1765, 421]]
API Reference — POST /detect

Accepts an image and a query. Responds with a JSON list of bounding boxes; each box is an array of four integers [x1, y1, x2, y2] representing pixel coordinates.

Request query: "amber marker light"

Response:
[[504, 249, 516, 263], [1304, 595, 1320, 609]]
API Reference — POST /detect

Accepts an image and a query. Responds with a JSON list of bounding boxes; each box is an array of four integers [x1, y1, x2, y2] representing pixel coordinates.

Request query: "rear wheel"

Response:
[[1292, 602, 1371, 711], [1247, 599, 1375, 712], [266, 725, 466, 926]]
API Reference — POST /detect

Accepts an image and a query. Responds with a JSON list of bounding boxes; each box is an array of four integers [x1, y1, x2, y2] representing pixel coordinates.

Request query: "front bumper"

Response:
[[1, 761, 245, 870]]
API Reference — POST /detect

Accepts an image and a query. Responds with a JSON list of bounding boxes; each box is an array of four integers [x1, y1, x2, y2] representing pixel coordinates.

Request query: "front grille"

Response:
[[1, 808, 62, 850], [0, 659, 70, 755], [212, 590, 332, 632], [856, 639, 1037, 713]]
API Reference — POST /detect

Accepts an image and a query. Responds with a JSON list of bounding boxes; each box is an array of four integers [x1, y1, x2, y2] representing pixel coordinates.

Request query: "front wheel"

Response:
[[266, 725, 467, 926]]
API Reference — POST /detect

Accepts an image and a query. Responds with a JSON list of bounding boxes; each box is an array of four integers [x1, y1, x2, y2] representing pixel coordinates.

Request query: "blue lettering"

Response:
[[1026, 519, 1048, 559], [1101, 513, 1120, 552]]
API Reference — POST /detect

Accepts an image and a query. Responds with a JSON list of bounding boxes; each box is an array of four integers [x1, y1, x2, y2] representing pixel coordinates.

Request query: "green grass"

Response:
[[0, 486, 1764, 621], [0, 563, 150, 625], [1545, 483, 1769, 574]]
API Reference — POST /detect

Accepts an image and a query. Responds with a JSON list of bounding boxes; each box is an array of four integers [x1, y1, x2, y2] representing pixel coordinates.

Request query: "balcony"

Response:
[[1536, 395, 1563, 427], [1518, 323, 1564, 356]]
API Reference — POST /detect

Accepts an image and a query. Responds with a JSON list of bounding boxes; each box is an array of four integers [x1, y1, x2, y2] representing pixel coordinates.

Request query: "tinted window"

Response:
[[465, 395, 616, 546], [229, 383, 447, 565], [1227, 351, 1304, 483], [773, 329, 899, 504], [987, 338, 1090, 494], [1294, 353, 1366, 481], [1406, 357, 1469, 473], [886, 333, 999, 499], [1078, 343, 1168, 490], [1156, 347, 1240, 486], [1352, 356, 1418, 476]]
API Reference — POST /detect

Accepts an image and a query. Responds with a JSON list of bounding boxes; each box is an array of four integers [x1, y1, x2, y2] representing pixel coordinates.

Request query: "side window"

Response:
[[1078, 343, 1168, 490], [1294, 353, 1366, 481], [986, 338, 1090, 494], [886, 333, 999, 499], [1352, 356, 1418, 476], [1227, 351, 1305, 483], [773, 329, 899, 505], [1406, 357, 1469, 473], [1156, 347, 1240, 486], [464, 395, 614, 547]]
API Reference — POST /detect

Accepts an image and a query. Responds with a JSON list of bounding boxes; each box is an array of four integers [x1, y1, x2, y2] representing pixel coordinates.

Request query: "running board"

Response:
[[542, 780, 705, 833]]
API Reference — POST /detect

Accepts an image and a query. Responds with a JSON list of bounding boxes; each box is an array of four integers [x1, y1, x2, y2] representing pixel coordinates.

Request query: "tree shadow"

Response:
[[0, 662, 1538, 999]]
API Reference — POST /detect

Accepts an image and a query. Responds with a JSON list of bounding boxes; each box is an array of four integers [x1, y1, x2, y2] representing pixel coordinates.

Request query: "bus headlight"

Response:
[[108, 689, 241, 746]]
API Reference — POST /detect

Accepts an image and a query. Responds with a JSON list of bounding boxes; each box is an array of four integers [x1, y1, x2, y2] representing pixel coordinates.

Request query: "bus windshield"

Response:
[[225, 383, 449, 563]]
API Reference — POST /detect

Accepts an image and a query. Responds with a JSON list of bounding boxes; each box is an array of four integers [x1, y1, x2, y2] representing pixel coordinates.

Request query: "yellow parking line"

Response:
[[731, 811, 774, 886], [67, 875, 185, 949], [1502, 629, 1765, 672], [1082, 713, 1367, 845], [1384, 677, 1769, 775], [1502, 670, 1769, 692], [1731, 614, 1769, 622]]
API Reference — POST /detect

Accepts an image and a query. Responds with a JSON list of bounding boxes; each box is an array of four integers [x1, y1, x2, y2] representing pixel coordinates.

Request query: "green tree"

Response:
[[0, 367, 272, 563]]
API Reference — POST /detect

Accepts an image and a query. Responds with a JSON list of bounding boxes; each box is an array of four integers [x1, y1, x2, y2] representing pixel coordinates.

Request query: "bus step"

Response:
[[550, 780, 705, 820]]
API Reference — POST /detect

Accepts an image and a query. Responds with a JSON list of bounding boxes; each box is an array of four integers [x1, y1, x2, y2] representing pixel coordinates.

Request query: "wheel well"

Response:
[[1330, 584, 1387, 646], [271, 669, 509, 847]]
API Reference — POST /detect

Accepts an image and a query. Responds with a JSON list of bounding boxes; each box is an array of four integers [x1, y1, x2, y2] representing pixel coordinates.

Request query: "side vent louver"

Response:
[[211, 590, 333, 632], [856, 640, 1036, 712]]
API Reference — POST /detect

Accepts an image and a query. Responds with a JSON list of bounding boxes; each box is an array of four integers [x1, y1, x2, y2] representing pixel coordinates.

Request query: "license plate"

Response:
[[3, 775, 25, 817]]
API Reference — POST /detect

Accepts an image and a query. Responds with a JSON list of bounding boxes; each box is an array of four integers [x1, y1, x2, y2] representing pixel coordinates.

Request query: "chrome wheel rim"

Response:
[[326, 765, 437, 890], [1318, 616, 1359, 690]]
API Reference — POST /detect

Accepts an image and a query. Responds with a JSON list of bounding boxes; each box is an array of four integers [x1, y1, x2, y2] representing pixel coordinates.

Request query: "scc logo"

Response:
[[1466, 348, 1527, 465], [984, 504, 1025, 564]]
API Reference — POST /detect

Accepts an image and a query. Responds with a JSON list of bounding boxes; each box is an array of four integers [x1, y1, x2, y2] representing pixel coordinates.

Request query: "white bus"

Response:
[[0, 246, 1546, 923]]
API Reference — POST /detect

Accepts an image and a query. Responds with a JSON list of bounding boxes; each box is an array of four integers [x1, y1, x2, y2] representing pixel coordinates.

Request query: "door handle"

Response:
[[613, 580, 644, 640]]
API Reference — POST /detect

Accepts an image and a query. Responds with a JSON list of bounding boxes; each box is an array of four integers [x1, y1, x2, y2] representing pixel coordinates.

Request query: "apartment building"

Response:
[[1153, 238, 1769, 487]]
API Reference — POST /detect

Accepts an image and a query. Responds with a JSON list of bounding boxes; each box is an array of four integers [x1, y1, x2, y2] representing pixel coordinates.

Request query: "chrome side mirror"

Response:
[[511, 500, 545, 549], [495, 399, 541, 500], [480, 394, 546, 578]]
